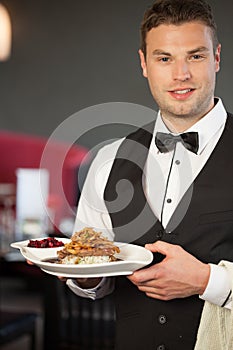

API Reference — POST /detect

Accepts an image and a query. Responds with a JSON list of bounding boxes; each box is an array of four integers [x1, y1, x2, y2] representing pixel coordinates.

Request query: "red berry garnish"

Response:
[[27, 238, 64, 248]]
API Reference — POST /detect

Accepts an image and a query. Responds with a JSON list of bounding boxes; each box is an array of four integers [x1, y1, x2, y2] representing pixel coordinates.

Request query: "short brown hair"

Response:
[[140, 0, 219, 56]]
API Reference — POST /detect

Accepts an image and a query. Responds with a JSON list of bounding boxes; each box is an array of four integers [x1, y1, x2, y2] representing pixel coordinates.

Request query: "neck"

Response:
[[160, 98, 216, 133], [161, 115, 202, 133]]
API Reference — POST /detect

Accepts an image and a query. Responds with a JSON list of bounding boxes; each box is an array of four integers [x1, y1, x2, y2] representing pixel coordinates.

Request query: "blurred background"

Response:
[[0, 0, 233, 147], [0, 1, 232, 349]]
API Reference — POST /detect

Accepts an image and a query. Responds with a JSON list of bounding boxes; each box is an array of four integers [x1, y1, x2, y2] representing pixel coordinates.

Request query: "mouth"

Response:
[[173, 88, 193, 94], [168, 88, 195, 100]]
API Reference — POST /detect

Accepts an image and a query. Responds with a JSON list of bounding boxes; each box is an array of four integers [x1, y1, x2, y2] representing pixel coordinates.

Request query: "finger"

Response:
[[26, 259, 34, 265], [145, 292, 172, 301], [145, 240, 177, 255], [75, 278, 102, 289], [127, 265, 159, 284], [76, 278, 88, 283], [138, 285, 164, 295], [58, 276, 67, 282], [136, 283, 172, 300]]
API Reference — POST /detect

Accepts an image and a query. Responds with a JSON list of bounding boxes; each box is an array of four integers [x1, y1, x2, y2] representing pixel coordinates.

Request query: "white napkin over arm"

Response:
[[194, 260, 233, 350]]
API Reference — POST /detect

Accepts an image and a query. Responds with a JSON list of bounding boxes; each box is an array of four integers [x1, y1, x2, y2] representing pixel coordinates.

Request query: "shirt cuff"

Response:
[[199, 263, 232, 309], [66, 277, 115, 300]]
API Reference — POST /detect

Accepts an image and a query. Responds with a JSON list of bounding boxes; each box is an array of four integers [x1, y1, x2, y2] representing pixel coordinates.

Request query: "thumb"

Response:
[[145, 240, 175, 256]]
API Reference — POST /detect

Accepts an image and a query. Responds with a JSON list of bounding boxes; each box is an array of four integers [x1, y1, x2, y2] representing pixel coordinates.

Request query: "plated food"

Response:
[[11, 237, 70, 260], [57, 227, 120, 265], [27, 237, 64, 248], [11, 228, 154, 277]]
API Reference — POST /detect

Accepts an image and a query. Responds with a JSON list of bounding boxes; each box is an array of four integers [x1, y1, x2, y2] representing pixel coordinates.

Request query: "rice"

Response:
[[61, 255, 113, 265]]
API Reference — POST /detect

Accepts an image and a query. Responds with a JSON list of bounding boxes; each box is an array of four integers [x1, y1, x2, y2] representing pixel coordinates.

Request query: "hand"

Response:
[[26, 259, 102, 287], [74, 278, 102, 289], [58, 277, 103, 289], [127, 241, 210, 300]]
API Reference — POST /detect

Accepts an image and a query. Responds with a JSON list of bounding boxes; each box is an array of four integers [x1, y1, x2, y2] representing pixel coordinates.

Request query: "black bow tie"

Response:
[[155, 131, 199, 154]]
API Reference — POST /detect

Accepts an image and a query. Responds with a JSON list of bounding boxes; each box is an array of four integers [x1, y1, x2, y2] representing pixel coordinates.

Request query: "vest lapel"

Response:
[[104, 121, 165, 245]]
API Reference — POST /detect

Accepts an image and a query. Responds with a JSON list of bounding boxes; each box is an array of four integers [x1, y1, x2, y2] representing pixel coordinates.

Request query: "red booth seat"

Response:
[[0, 130, 88, 231]]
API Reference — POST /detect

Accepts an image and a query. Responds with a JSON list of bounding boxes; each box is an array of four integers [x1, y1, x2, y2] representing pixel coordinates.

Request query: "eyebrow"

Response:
[[152, 49, 171, 56], [152, 46, 210, 56], [187, 46, 210, 54]]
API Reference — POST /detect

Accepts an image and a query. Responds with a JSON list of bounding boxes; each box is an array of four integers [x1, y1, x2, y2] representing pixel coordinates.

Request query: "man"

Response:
[[67, 0, 233, 349]]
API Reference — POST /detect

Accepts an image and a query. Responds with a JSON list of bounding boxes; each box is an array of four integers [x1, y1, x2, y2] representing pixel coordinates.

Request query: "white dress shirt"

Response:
[[67, 98, 232, 308]]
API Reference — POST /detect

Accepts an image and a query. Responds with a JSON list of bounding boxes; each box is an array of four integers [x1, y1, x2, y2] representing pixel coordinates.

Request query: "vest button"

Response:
[[156, 230, 163, 238], [158, 314, 167, 324], [156, 345, 166, 350]]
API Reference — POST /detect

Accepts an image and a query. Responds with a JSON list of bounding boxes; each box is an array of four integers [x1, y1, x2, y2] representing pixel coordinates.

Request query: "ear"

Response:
[[138, 49, 148, 78], [215, 44, 221, 73]]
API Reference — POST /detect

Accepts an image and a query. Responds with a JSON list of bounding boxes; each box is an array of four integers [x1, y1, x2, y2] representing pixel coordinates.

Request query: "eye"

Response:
[[190, 54, 205, 61], [159, 57, 170, 62]]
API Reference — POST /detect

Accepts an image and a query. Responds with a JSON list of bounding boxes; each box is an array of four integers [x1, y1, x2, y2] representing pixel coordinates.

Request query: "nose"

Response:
[[172, 60, 191, 81]]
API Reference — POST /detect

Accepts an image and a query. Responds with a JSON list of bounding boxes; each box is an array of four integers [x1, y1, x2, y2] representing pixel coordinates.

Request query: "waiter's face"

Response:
[[139, 21, 221, 124]]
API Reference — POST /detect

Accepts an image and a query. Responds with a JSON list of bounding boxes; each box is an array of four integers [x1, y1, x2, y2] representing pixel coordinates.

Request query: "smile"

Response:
[[173, 89, 192, 94], [168, 88, 195, 100]]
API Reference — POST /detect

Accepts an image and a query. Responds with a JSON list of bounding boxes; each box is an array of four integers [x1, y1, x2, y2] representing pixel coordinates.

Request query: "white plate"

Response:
[[11, 237, 70, 259], [11, 238, 153, 278]]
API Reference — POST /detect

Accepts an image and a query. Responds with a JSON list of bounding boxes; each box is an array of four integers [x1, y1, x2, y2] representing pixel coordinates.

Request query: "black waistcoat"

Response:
[[104, 113, 233, 350]]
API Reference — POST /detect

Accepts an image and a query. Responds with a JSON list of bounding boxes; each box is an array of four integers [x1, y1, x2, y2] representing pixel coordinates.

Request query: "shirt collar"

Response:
[[153, 98, 227, 154]]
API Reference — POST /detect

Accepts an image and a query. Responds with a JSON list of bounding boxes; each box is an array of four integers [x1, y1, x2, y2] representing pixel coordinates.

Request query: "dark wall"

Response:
[[0, 0, 232, 148]]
